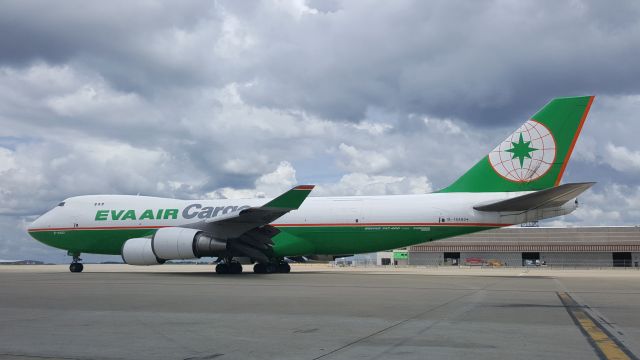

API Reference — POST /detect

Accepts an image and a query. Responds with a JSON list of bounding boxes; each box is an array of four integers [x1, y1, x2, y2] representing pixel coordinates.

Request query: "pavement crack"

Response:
[[311, 278, 503, 360], [183, 354, 224, 360], [0, 352, 90, 360]]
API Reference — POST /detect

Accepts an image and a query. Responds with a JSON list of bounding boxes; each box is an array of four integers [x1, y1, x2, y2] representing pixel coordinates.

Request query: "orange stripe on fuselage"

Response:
[[275, 222, 508, 227], [28, 225, 166, 232], [28, 222, 509, 232]]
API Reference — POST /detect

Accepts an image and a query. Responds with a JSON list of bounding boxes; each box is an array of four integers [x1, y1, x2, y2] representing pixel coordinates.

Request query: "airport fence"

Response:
[[331, 259, 640, 270]]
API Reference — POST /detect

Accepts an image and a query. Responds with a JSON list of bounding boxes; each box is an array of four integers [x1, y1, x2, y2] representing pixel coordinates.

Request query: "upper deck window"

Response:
[[57, 202, 65, 207]]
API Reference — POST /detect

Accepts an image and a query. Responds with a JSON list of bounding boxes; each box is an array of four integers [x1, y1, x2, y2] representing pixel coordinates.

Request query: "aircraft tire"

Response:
[[253, 263, 267, 274], [277, 263, 291, 273], [215, 263, 229, 274], [230, 262, 243, 274], [69, 263, 83, 273], [266, 263, 278, 273]]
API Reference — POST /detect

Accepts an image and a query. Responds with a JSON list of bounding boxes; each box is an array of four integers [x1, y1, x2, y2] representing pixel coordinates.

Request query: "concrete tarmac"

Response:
[[0, 265, 639, 360]]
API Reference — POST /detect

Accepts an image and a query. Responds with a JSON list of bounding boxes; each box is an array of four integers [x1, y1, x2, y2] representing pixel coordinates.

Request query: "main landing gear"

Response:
[[69, 252, 83, 273], [214, 258, 291, 274], [215, 259, 243, 274], [253, 261, 290, 274]]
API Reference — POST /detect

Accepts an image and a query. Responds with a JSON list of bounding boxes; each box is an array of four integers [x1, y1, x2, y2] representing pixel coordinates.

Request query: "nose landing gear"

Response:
[[68, 252, 83, 273]]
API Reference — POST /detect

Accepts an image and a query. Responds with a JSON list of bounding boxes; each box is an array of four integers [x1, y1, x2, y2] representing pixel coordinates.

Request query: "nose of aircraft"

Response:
[[28, 215, 44, 232], [27, 213, 50, 244], [28, 206, 55, 232]]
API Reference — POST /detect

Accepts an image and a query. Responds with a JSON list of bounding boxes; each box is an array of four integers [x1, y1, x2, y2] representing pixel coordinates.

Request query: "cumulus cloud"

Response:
[[0, 139, 188, 216], [229, 1, 640, 123], [606, 143, 640, 173], [314, 173, 432, 196], [46, 84, 140, 118], [422, 116, 462, 135], [207, 161, 299, 199], [204, 161, 432, 200], [548, 183, 640, 226], [337, 143, 393, 173]]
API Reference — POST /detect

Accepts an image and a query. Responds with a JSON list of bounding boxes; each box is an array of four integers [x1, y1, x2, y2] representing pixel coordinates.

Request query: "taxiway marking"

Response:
[[558, 292, 637, 360]]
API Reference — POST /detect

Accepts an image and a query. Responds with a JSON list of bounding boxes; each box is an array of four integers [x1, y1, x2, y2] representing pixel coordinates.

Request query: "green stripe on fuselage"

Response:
[[29, 228, 157, 255], [28, 225, 499, 257]]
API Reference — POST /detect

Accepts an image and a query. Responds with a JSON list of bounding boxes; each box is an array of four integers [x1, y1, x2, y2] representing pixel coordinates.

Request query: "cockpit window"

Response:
[[58, 202, 65, 207]]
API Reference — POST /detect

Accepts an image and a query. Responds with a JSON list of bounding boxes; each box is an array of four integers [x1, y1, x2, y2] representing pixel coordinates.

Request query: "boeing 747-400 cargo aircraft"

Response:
[[28, 96, 595, 273]]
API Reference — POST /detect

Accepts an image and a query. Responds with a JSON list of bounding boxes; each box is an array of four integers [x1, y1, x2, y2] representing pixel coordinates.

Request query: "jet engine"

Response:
[[121, 237, 165, 265], [121, 227, 227, 265]]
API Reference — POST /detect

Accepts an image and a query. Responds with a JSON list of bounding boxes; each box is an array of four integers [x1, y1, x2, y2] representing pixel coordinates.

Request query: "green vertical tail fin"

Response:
[[439, 96, 594, 193]]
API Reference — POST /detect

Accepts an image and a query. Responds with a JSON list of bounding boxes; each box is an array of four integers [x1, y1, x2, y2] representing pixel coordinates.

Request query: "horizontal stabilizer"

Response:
[[473, 182, 595, 212]]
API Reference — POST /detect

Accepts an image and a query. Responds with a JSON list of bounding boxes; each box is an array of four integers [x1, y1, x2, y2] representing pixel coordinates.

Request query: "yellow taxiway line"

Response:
[[558, 292, 635, 360]]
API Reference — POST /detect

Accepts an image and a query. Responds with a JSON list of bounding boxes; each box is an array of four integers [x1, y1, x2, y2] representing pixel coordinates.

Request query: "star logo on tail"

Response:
[[488, 119, 556, 182], [506, 133, 538, 168]]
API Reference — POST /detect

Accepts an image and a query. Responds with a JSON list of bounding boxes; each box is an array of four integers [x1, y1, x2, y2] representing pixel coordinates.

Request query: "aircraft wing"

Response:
[[183, 185, 314, 262], [186, 185, 314, 239], [473, 182, 595, 212]]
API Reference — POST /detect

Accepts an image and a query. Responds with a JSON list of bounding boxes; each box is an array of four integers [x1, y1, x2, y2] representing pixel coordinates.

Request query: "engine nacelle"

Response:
[[152, 227, 199, 260], [151, 227, 227, 260], [121, 237, 165, 265]]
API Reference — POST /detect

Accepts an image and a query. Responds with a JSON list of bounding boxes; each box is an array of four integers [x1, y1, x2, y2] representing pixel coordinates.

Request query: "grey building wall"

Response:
[[407, 251, 640, 267], [408, 252, 442, 266], [408, 227, 640, 267], [459, 252, 521, 266], [408, 252, 524, 266], [634, 253, 640, 267], [540, 252, 611, 267]]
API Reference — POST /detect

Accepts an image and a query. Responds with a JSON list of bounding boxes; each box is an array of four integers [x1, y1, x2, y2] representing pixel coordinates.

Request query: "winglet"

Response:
[[263, 185, 315, 210]]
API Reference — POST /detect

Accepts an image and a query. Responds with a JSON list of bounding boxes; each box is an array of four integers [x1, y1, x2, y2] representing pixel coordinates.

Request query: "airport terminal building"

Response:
[[407, 226, 640, 267]]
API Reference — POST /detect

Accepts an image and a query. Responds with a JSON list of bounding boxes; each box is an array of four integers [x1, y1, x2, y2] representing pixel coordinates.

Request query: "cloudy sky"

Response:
[[1, 0, 640, 262]]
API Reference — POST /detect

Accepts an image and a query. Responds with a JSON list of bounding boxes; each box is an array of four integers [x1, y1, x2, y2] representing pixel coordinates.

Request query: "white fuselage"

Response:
[[30, 191, 576, 232]]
